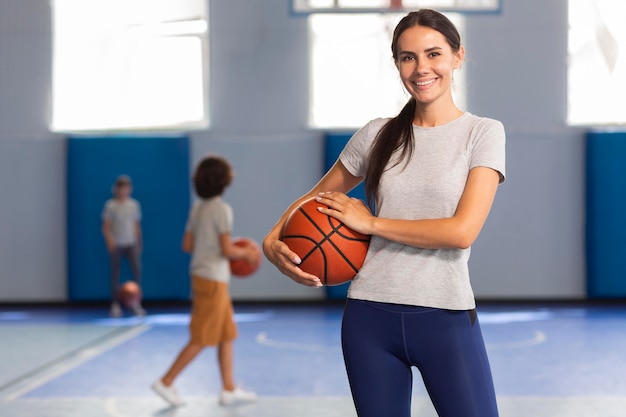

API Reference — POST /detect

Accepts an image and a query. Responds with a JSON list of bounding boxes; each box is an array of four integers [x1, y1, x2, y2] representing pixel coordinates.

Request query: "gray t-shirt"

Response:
[[185, 197, 233, 283], [339, 112, 506, 310], [102, 198, 141, 247]]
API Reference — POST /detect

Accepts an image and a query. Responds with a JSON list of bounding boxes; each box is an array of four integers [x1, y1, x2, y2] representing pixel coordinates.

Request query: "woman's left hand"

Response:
[[315, 192, 374, 235]]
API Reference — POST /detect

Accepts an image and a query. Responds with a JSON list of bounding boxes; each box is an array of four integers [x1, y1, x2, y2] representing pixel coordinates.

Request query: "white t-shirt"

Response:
[[102, 198, 141, 247], [185, 197, 233, 283], [339, 112, 506, 310]]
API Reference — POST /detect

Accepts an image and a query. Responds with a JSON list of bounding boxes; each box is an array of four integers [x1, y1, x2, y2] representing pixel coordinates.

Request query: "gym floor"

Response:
[[1, 300, 625, 417]]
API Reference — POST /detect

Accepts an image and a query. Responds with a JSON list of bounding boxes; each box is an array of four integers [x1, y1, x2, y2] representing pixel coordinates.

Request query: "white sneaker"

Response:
[[219, 386, 257, 406], [151, 380, 185, 407], [110, 302, 122, 318]]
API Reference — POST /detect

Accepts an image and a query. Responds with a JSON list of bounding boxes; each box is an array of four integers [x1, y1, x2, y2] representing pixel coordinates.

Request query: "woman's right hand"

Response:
[[262, 234, 323, 287]]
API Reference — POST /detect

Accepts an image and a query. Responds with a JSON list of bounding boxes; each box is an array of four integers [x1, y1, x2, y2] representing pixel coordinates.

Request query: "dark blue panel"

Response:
[[324, 132, 366, 201], [67, 136, 191, 301], [586, 131, 626, 298]]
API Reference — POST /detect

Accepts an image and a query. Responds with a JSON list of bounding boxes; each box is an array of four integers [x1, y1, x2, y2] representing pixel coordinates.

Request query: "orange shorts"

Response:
[[189, 276, 237, 346]]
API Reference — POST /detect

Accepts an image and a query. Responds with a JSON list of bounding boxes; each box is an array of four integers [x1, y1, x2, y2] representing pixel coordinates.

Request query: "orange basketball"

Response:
[[280, 197, 371, 286], [229, 237, 261, 277], [118, 281, 142, 308]]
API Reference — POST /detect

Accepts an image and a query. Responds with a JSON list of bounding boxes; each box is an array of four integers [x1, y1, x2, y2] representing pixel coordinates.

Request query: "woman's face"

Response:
[[395, 25, 464, 108]]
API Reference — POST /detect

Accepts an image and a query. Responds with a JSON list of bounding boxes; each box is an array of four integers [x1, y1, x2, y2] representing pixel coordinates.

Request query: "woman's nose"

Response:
[[415, 59, 429, 75]]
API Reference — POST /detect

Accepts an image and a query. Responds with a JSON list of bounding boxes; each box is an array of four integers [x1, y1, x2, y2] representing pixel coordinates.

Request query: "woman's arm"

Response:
[[317, 166, 501, 250]]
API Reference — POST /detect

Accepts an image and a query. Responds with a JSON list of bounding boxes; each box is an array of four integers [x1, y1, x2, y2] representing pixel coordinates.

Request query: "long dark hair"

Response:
[[193, 155, 233, 199], [364, 9, 461, 210]]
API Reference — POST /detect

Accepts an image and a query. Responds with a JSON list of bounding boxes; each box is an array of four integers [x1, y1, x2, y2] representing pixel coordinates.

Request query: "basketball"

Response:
[[230, 237, 262, 277], [280, 197, 371, 286], [118, 281, 142, 308]]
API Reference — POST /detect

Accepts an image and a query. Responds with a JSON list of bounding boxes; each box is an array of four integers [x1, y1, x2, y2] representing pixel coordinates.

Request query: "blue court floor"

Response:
[[1, 301, 625, 417]]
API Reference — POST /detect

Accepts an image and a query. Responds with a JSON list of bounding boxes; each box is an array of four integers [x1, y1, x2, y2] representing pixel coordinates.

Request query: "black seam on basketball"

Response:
[[300, 207, 333, 237], [290, 205, 366, 283], [298, 207, 341, 266], [283, 233, 329, 284], [282, 234, 323, 263], [321, 219, 361, 275], [329, 242, 360, 274], [333, 224, 370, 243], [315, 209, 364, 275]]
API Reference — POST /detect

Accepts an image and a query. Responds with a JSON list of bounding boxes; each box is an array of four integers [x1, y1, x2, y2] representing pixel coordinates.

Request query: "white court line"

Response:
[[257, 330, 547, 352], [3, 324, 150, 402], [256, 332, 340, 352], [104, 398, 126, 417], [487, 331, 547, 350]]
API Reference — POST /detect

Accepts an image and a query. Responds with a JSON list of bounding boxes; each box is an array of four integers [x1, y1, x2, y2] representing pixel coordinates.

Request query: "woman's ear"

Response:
[[454, 45, 465, 70]]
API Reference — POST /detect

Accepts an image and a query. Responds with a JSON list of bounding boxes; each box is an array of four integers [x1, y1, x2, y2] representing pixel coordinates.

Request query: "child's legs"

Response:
[[407, 309, 499, 417], [109, 249, 122, 302], [127, 245, 142, 284], [217, 340, 235, 391], [119, 246, 142, 285], [161, 341, 204, 386], [341, 299, 413, 417], [189, 277, 238, 390]]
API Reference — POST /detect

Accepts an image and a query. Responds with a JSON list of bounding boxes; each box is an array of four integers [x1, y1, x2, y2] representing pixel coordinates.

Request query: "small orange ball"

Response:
[[118, 281, 142, 307], [229, 237, 262, 277]]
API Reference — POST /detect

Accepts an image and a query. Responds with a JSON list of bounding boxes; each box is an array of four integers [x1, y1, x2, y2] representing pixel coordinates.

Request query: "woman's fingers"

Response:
[[267, 239, 323, 287]]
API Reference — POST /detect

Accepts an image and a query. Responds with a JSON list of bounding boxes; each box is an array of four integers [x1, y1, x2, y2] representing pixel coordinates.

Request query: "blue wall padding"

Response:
[[324, 132, 365, 299], [586, 131, 626, 298], [67, 136, 191, 301]]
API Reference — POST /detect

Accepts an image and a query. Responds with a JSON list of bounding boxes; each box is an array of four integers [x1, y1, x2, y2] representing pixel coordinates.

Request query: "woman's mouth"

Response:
[[415, 78, 437, 87]]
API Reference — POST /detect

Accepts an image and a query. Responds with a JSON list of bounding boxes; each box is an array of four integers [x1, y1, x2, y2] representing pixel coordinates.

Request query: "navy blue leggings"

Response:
[[341, 299, 499, 417]]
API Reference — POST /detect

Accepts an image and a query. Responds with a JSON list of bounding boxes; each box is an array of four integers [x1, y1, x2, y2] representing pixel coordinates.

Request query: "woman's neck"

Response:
[[412, 101, 464, 128]]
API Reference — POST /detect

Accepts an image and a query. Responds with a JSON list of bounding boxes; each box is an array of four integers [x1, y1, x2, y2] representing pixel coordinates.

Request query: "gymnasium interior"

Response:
[[1, 0, 625, 416]]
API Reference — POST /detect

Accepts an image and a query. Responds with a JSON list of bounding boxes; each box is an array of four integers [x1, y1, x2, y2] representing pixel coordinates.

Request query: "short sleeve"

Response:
[[214, 202, 233, 235], [470, 118, 506, 183], [135, 200, 142, 221], [339, 118, 389, 178]]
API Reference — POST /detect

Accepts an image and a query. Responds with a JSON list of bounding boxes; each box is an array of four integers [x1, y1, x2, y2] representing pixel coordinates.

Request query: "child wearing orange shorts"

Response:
[[151, 155, 260, 407]]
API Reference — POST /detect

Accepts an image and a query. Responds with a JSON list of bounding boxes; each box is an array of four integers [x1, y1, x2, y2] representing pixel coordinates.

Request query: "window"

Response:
[[51, 0, 208, 133], [293, 0, 500, 14], [568, 0, 626, 126], [309, 13, 465, 129]]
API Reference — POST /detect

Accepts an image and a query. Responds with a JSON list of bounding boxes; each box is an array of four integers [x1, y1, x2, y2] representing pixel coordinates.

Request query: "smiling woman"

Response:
[[51, 0, 209, 133], [264, 9, 505, 417]]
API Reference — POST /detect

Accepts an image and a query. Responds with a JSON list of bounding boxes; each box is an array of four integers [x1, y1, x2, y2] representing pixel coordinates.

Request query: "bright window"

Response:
[[309, 13, 465, 129], [294, 0, 499, 14], [51, 0, 208, 133], [568, 0, 626, 126]]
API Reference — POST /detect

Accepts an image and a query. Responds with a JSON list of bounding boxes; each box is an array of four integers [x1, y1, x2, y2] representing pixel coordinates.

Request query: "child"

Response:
[[151, 155, 259, 407], [101, 175, 145, 317]]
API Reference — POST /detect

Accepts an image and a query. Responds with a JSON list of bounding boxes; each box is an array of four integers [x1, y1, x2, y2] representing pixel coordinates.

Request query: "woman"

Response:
[[263, 9, 504, 417]]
